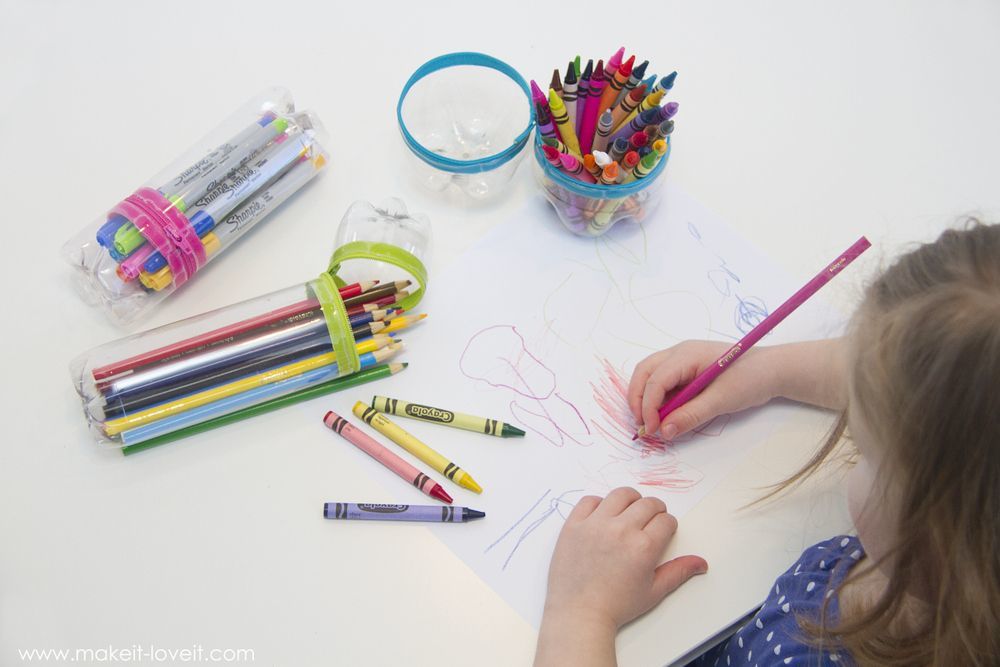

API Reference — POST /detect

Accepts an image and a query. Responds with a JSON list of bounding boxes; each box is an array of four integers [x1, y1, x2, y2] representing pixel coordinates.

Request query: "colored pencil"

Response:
[[634, 237, 872, 439], [120, 363, 407, 455]]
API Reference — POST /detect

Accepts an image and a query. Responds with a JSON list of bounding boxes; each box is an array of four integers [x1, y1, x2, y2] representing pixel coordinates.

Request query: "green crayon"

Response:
[[371, 396, 526, 438]]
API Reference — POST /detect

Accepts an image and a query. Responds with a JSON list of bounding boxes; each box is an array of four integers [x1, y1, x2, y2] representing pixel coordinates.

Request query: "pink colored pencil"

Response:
[[578, 59, 606, 155], [324, 410, 453, 504], [634, 237, 872, 439]]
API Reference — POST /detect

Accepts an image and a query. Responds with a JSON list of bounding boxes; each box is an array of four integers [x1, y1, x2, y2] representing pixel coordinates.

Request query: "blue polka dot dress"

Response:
[[688, 535, 864, 667]]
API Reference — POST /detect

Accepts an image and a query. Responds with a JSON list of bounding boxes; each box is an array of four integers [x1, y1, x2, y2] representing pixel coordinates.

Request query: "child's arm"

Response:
[[627, 338, 848, 439], [534, 488, 707, 667]]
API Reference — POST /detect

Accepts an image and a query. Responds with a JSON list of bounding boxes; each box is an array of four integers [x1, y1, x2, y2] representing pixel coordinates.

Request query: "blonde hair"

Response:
[[780, 222, 1000, 665]]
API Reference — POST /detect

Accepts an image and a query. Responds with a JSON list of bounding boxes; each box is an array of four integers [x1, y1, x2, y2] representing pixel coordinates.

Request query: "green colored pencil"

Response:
[[121, 363, 408, 456]]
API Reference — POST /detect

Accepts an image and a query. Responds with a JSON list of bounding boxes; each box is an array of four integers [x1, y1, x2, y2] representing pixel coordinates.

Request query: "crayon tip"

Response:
[[501, 424, 526, 437], [565, 61, 576, 84], [464, 509, 486, 521], [621, 54, 635, 74], [530, 80, 546, 103], [594, 59, 605, 79], [431, 484, 454, 504], [582, 59, 593, 79], [460, 476, 484, 494], [542, 144, 560, 160], [632, 60, 649, 79], [548, 88, 561, 106], [558, 153, 579, 170], [662, 71, 678, 89]]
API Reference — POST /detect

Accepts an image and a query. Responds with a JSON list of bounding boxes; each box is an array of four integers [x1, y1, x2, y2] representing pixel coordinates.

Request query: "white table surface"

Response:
[[2, 1, 998, 665]]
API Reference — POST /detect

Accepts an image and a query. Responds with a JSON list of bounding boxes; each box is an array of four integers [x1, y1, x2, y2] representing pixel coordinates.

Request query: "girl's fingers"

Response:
[[593, 487, 642, 517], [620, 496, 668, 530], [650, 555, 709, 601]]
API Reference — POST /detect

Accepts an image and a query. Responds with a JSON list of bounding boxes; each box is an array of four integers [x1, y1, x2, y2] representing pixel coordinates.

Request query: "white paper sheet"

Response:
[[377, 182, 846, 627]]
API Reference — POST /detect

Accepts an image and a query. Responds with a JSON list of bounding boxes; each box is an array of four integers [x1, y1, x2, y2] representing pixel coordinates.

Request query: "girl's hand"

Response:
[[535, 488, 706, 667], [628, 340, 780, 439]]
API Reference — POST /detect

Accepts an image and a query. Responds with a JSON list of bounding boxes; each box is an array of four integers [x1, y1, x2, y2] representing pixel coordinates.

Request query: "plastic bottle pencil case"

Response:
[[63, 87, 330, 326], [70, 199, 431, 455]]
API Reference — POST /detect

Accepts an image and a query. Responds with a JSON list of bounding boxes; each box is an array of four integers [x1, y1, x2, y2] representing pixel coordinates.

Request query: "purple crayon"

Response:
[[575, 59, 593, 137], [323, 503, 486, 523]]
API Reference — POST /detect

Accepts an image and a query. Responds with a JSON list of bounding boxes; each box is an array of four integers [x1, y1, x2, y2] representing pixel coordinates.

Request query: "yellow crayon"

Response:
[[548, 89, 582, 158], [637, 88, 666, 115], [353, 402, 483, 494], [103, 343, 402, 435]]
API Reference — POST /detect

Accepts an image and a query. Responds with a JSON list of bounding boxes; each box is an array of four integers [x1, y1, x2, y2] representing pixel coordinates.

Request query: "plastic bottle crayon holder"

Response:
[[330, 199, 430, 310], [397, 52, 535, 200], [532, 135, 671, 237]]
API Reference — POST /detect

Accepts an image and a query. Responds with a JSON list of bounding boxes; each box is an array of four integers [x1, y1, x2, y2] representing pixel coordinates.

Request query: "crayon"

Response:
[[550, 68, 563, 99], [535, 101, 558, 141], [371, 396, 526, 438], [628, 131, 650, 152], [548, 89, 582, 158], [605, 47, 625, 78], [608, 138, 629, 164], [541, 144, 563, 169], [650, 71, 677, 97], [637, 87, 666, 115], [592, 109, 615, 153], [610, 83, 646, 131], [613, 58, 647, 109], [621, 150, 640, 177], [637, 145, 652, 158], [559, 153, 597, 184], [624, 139, 666, 184], [575, 60, 593, 137], [324, 410, 453, 504], [353, 402, 483, 494], [582, 153, 602, 178], [599, 162, 619, 186], [641, 74, 657, 93], [562, 62, 578, 131], [598, 54, 633, 118], [592, 151, 612, 173], [530, 80, 552, 128], [578, 59, 606, 155], [542, 135, 568, 155], [573, 55, 581, 78], [609, 107, 660, 145], [323, 503, 485, 523]]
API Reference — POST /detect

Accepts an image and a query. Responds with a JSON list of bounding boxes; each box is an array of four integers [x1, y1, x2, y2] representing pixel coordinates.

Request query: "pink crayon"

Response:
[[633, 237, 873, 439], [606, 47, 625, 78], [324, 411, 453, 504], [559, 152, 598, 184], [579, 59, 606, 155], [530, 80, 551, 121]]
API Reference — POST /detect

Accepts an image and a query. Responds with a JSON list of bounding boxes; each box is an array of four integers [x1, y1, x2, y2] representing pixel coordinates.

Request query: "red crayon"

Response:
[[628, 131, 650, 151], [324, 411, 453, 504], [541, 144, 563, 168], [621, 150, 640, 174]]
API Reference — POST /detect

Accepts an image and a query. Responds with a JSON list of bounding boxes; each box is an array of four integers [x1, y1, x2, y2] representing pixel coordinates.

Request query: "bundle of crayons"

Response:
[[534, 48, 677, 186], [94, 112, 325, 292], [83, 280, 423, 454]]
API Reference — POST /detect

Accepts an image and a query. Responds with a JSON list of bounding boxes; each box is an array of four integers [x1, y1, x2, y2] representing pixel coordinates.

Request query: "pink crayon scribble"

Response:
[[459, 325, 591, 447], [590, 357, 716, 490]]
